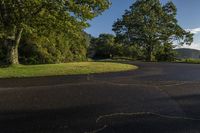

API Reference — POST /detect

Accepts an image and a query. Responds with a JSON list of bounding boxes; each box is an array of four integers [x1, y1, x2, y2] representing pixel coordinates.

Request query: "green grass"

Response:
[[176, 58, 200, 64], [0, 62, 137, 78]]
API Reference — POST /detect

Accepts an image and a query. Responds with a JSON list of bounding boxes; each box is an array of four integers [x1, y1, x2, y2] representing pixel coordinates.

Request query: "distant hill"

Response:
[[175, 48, 200, 59]]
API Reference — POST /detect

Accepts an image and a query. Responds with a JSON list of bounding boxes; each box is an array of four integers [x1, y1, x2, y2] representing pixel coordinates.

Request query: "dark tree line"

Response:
[[89, 34, 142, 60], [0, 0, 110, 65], [0, 0, 194, 65], [113, 0, 193, 61], [90, 0, 193, 61]]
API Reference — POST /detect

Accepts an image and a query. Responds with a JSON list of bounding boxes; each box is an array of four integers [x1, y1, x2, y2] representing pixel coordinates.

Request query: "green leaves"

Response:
[[113, 0, 193, 61], [0, 0, 110, 38], [66, 0, 111, 19], [90, 34, 115, 58], [0, 0, 110, 64]]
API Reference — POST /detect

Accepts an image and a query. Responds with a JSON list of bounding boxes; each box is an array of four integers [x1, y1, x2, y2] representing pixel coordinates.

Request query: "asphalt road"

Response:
[[1, 62, 200, 133]]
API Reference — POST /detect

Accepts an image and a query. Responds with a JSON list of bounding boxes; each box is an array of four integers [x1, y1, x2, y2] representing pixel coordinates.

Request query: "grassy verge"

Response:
[[175, 59, 200, 64], [0, 62, 137, 78]]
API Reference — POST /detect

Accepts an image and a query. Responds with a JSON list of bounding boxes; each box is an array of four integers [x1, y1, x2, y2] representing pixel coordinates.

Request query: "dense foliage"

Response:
[[0, 31, 91, 65], [0, 0, 110, 65], [89, 34, 142, 60], [0, 0, 195, 64], [112, 0, 193, 61], [89, 34, 115, 59]]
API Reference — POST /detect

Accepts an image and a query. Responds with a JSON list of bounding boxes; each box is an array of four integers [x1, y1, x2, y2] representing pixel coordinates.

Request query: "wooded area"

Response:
[[0, 0, 193, 65]]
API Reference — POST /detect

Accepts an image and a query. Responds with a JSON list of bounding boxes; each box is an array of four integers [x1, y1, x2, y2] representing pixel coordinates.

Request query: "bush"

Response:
[[89, 34, 143, 60], [179, 58, 200, 64], [155, 43, 176, 62], [90, 34, 115, 59], [0, 32, 88, 65]]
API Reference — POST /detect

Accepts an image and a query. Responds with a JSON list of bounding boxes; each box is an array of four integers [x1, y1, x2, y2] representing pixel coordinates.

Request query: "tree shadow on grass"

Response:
[[0, 63, 9, 68]]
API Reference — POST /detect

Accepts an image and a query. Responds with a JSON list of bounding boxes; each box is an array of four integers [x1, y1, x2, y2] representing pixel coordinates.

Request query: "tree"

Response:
[[90, 34, 115, 59], [18, 31, 89, 65], [0, 0, 110, 65], [113, 0, 193, 61], [89, 33, 142, 59], [155, 43, 177, 61]]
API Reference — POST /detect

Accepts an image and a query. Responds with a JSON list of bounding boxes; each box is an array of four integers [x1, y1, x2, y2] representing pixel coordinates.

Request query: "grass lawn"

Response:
[[175, 59, 200, 64], [0, 62, 137, 78]]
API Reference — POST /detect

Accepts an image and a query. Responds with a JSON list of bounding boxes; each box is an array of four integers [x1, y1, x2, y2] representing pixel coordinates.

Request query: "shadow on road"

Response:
[[0, 104, 200, 133]]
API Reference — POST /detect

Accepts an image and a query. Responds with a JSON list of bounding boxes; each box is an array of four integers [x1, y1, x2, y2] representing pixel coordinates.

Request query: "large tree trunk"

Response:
[[7, 42, 19, 65], [146, 45, 153, 62], [7, 28, 23, 65]]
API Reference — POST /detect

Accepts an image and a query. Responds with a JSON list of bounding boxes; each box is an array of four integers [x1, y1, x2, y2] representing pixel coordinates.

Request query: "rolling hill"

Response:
[[175, 48, 200, 59]]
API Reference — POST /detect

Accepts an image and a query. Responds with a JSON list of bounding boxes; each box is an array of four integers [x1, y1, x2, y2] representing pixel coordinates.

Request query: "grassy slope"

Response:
[[0, 62, 137, 78]]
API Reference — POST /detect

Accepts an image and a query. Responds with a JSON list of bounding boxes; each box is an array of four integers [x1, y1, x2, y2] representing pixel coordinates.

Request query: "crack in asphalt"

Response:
[[84, 125, 108, 133], [153, 85, 190, 121], [1, 78, 199, 133], [84, 80, 200, 133], [85, 112, 200, 133], [96, 80, 200, 89], [96, 112, 200, 123], [1, 62, 200, 133], [1, 79, 200, 90]]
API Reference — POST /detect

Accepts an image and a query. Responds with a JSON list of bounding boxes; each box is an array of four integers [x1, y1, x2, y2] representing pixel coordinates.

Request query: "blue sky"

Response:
[[85, 0, 200, 50]]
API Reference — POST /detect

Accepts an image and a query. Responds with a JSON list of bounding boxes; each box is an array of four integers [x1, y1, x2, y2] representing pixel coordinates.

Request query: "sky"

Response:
[[85, 0, 200, 50]]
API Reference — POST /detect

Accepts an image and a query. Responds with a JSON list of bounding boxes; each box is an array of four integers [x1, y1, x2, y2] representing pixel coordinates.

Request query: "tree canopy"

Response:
[[0, 0, 110, 64], [113, 0, 193, 61], [90, 34, 115, 58]]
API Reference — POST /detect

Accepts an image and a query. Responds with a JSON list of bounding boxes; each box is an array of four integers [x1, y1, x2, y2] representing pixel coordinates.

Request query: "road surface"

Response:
[[1, 62, 200, 133]]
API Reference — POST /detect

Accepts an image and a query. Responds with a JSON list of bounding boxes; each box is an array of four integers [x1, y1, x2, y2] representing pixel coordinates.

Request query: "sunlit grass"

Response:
[[0, 62, 137, 78]]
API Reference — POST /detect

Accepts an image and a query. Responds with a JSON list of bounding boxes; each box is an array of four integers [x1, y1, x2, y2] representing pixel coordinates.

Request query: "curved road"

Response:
[[1, 62, 200, 133]]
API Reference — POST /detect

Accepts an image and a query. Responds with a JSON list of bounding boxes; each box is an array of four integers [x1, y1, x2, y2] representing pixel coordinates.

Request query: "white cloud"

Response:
[[186, 28, 200, 34], [180, 28, 200, 50]]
